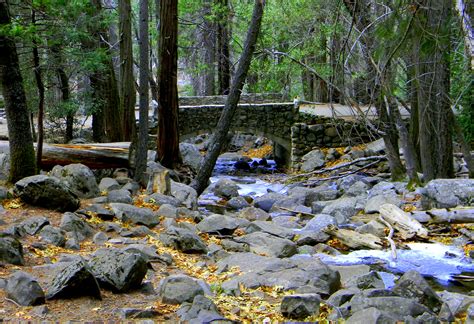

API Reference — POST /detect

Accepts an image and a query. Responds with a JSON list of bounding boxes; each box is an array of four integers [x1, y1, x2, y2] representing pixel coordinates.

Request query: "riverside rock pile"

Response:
[[0, 158, 472, 322]]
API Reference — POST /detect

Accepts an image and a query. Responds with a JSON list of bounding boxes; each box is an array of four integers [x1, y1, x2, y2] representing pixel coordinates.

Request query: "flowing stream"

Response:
[[199, 157, 474, 292]]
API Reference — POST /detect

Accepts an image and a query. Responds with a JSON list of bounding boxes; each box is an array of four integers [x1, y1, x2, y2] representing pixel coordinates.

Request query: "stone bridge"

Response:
[[175, 95, 378, 168]]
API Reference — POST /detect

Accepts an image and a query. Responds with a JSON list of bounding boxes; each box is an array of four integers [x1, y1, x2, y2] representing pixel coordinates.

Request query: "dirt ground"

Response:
[[0, 200, 181, 322]]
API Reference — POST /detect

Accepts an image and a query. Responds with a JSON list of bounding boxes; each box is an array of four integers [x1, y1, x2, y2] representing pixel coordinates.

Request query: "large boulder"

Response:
[[60, 212, 94, 241], [239, 206, 270, 221], [236, 232, 297, 258], [177, 295, 225, 323], [46, 259, 101, 300], [180, 143, 203, 172], [321, 197, 364, 224], [98, 177, 121, 192], [0, 238, 26, 264], [346, 307, 397, 324], [303, 214, 336, 232], [14, 175, 80, 212], [253, 192, 286, 212], [89, 248, 148, 292], [171, 180, 198, 210], [213, 178, 240, 199], [109, 203, 159, 228], [301, 150, 326, 172], [218, 254, 340, 295], [245, 220, 295, 240], [50, 164, 99, 198], [197, 214, 241, 235], [158, 275, 207, 304], [107, 189, 132, 204], [280, 294, 321, 319], [349, 295, 431, 318], [392, 270, 443, 313], [20, 216, 50, 235], [6, 271, 45, 306], [421, 179, 474, 209], [38, 225, 66, 247], [159, 226, 208, 254]]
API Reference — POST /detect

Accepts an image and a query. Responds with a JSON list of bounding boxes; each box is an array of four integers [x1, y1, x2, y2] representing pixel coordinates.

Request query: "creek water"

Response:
[[200, 157, 474, 292]]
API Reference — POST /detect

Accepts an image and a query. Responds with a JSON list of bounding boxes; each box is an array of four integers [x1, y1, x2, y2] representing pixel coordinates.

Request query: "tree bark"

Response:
[[455, 0, 474, 70], [89, 0, 123, 143], [343, 0, 406, 181], [416, 0, 454, 180], [191, 0, 265, 195], [193, 0, 216, 96], [156, 0, 181, 169], [0, 141, 130, 170], [119, 0, 136, 142], [216, 0, 231, 95], [0, 0, 36, 182], [32, 10, 45, 169], [135, 0, 149, 184]]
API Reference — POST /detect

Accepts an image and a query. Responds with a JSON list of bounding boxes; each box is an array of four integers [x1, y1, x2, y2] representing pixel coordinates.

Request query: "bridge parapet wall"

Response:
[[290, 115, 378, 168], [179, 103, 296, 150], [179, 93, 288, 106]]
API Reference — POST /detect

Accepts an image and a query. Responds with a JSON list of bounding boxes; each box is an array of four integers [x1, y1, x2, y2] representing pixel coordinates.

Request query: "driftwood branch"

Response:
[[379, 203, 428, 239], [379, 215, 397, 260], [304, 159, 383, 186], [289, 155, 387, 181], [324, 224, 383, 250]]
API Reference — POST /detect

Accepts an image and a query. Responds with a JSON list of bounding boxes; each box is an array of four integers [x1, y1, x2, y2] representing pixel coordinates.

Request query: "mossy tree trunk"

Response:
[[0, 0, 36, 182]]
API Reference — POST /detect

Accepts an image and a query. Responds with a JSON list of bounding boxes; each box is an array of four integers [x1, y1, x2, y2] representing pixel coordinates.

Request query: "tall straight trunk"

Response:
[[343, 0, 406, 181], [191, 0, 265, 195], [216, 0, 231, 95], [455, 0, 474, 70], [416, 0, 454, 180], [119, 0, 136, 141], [192, 0, 216, 96], [89, 0, 123, 143], [0, 0, 36, 182], [135, 0, 149, 184], [406, 50, 421, 171], [157, 0, 181, 168], [32, 10, 45, 169]]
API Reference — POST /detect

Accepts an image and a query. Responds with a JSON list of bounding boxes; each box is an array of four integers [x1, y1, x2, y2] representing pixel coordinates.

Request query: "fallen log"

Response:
[[0, 141, 130, 170], [323, 224, 383, 250], [379, 203, 428, 239], [411, 208, 474, 224], [427, 208, 474, 224]]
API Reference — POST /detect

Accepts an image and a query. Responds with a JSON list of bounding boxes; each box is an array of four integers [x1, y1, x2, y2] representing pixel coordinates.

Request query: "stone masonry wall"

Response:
[[290, 113, 379, 167], [179, 103, 297, 151], [179, 93, 288, 106]]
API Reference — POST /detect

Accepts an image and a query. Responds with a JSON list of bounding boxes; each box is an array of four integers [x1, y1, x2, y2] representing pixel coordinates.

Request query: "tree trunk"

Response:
[[32, 10, 45, 169], [0, 141, 130, 170], [343, 0, 406, 181], [135, 0, 149, 184], [416, 0, 454, 180], [0, 0, 36, 182], [156, 0, 181, 169], [216, 0, 231, 95], [89, 0, 123, 143], [455, 0, 474, 70], [191, 0, 265, 195], [119, 0, 136, 142], [193, 0, 216, 96]]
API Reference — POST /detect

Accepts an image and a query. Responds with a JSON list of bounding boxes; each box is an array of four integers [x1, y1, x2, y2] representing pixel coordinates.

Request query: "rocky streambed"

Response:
[[0, 148, 473, 322]]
